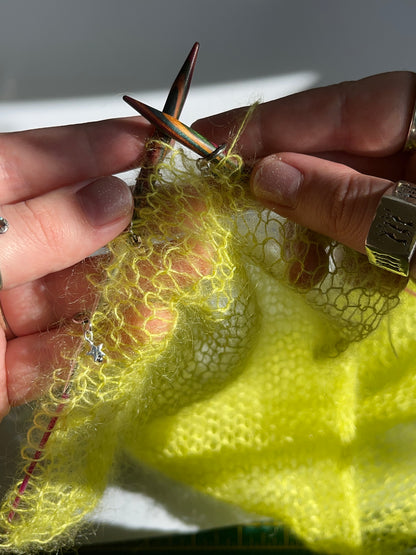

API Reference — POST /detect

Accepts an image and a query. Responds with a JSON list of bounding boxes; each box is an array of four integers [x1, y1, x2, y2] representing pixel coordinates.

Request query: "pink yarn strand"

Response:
[[8, 390, 71, 522]]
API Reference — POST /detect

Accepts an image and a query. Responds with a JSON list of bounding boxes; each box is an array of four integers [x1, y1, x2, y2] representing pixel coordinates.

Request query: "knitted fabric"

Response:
[[0, 145, 414, 554]]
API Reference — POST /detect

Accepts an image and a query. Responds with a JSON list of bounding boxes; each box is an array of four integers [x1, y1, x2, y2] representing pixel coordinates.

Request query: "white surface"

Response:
[[91, 487, 200, 532], [0, 73, 314, 543], [0, 71, 318, 132]]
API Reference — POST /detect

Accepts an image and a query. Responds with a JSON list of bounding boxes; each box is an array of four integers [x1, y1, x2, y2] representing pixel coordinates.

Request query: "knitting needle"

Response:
[[124, 96, 237, 169], [139, 42, 200, 170], [8, 44, 202, 522]]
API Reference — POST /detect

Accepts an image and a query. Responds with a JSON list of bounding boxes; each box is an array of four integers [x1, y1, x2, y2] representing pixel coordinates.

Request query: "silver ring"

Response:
[[0, 217, 9, 234], [404, 100, 416, 151], [366, 180, 416, 276], [0, 217, 8, 290], [0, 302, 16, 339]]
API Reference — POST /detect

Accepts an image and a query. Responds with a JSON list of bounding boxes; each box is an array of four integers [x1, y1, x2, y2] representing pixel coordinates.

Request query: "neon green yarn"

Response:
[[0, 145, 414, 554]]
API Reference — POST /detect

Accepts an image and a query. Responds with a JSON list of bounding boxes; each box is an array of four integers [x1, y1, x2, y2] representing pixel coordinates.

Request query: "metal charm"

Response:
[[84, 326, 105, 363], [73, 313, 106, 363], [0, 217, 9, 234], [196, 143, 227, 172]]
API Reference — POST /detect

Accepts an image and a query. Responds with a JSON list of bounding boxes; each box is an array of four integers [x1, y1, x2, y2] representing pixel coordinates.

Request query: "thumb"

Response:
[[249, 153, 395, 256]]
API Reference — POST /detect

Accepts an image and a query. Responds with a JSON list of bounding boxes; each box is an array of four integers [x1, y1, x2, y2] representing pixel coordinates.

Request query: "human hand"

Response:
[[4, 71, 413, 422], [0, 117, 150, 422], [194, 71, 416, 278]]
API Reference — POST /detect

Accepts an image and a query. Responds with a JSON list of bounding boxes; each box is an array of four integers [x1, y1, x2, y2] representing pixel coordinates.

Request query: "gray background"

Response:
[[0, 0, 415, 103]]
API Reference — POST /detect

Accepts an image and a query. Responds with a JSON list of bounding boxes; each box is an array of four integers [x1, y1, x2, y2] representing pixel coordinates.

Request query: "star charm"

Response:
[[86, 343, 105, 363]]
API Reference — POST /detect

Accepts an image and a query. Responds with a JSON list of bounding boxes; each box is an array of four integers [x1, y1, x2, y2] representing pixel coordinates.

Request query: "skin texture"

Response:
[[1, 71, 416, 423], [194, 72, 416, 257], [0, 117, 152, 419]]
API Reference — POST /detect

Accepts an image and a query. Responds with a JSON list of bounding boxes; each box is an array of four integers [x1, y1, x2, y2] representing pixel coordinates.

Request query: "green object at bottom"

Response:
[[74, 525, 312, 554]]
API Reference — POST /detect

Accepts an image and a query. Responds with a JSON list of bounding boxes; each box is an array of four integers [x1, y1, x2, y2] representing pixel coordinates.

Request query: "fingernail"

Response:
[[250, 156, 302, 209], [77, 177, 133, 227]]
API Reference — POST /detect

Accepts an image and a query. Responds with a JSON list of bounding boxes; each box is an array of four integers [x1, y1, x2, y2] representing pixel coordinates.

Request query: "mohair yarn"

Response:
[[0, 141, 415, 554]]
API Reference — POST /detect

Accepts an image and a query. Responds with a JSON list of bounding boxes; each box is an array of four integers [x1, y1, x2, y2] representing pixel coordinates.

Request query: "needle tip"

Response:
[[123, 95, 150, 117]]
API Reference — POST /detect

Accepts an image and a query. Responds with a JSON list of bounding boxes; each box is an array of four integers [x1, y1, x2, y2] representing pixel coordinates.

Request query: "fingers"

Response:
[[0, 176, 133, 290], [4, 237, 215, 408], [250, 152, 394, 254], [0, 258, 102, 338], [5, 327, 79, 406], [0, 116, 150, 204], [194, 72, 416, 161], [0, 326, 77, 419]]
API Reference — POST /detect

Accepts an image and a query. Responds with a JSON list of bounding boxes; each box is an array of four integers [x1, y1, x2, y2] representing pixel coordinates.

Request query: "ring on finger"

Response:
[[0, 217, 14, 337], [0, 301, 16, 340], [366, 180, 416, 276], [0, 217, 8, 290], [404, 99, 416, 151]]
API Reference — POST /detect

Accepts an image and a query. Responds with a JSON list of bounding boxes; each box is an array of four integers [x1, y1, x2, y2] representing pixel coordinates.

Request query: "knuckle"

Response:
[[17, 199, 66, 256], [329, 172, 369, 244], [0, 138, 23, 190], [329, 81, 353, 148]]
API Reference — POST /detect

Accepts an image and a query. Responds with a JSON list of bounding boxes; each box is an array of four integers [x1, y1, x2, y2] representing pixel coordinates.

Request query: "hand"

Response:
[[194, 71, 416, 275], [0, 117, 150, 421]]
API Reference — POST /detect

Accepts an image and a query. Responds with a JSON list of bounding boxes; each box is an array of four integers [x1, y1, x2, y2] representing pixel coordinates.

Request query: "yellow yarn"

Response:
[[0, 139, 414, 554]]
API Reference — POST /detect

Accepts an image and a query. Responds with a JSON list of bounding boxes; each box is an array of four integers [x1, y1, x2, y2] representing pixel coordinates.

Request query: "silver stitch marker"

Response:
[[80, 316, 106, 363], [0, 217, 9, 234]]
